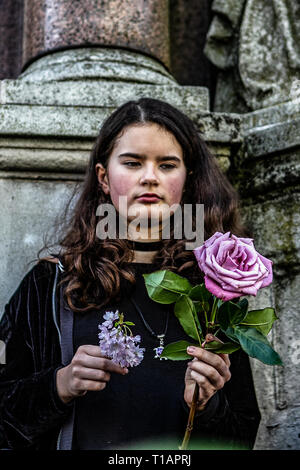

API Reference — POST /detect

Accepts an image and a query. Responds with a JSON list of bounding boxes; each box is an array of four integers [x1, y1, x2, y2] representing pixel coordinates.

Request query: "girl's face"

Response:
[[96, 123, 187, 233]]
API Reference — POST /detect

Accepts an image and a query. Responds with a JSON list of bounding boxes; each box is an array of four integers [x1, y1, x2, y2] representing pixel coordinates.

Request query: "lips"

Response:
[[137, 193, 162, 199], [136, 193, 162, 202]]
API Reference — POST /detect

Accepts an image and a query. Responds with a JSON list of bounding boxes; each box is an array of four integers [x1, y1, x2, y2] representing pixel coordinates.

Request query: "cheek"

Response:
[[166, 176, 186, 204], [108, 171, 135, 208]]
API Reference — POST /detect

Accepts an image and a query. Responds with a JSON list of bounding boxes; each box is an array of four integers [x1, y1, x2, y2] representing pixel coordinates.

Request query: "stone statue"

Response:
[[204, 0, 300, 111]]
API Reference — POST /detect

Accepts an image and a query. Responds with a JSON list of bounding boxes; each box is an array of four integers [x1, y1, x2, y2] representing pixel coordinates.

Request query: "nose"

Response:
[[139, 163, 159, 185]]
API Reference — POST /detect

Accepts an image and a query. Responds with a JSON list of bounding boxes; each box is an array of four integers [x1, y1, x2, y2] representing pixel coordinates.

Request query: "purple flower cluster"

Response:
[[98, 310, 145, 368]]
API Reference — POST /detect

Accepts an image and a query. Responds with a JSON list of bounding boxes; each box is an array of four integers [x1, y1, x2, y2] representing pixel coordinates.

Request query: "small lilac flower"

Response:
[[98, 310, 145, 368]]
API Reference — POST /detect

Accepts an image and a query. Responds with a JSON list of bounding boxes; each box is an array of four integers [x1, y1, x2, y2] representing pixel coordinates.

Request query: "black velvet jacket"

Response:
[[0, 260, 261, 450], [0, 260, 73, 449]]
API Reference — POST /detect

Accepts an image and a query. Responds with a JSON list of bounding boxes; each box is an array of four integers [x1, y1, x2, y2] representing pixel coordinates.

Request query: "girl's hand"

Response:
[[56, 345, 128, 404], [184, 335, 231, 411]]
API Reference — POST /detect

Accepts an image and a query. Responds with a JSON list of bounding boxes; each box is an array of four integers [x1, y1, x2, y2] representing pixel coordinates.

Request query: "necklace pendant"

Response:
[[154, 335, 168, 360]]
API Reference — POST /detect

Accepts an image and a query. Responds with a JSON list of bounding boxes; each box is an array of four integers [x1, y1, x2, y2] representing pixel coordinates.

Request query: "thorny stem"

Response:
[[179, 382, 199, 450], [180, 298, 220, 450], [180, 336, 209, 450]]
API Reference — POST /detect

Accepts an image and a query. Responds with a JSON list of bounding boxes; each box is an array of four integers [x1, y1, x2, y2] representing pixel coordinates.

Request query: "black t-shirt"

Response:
[[73, 262, 197, 449]]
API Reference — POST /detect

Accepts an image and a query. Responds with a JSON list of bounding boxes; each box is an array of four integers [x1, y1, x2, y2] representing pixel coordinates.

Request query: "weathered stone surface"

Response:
[[247, 269, 300, 449], [242, 98, 300, 131], [0, 146, 89, 173], [0, 48, 213, 141], [0, 80, 209, 114], [238, 150, 300, 197], [19, 48, 174, 84], [0, 103, 241, 144], [205, 0, 300, 111], [234, 98, 300, 449], [242, 194, 300, 271], [0, 177, 78, 310], [23, 0, 170, 69]]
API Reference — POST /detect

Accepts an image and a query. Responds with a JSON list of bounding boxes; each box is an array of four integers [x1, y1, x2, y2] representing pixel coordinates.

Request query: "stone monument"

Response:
[[205, 0, 300, 449]]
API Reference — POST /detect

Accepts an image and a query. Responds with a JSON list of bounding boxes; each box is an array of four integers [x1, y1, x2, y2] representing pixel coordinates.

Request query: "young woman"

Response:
[[0, 98, 260, 450]]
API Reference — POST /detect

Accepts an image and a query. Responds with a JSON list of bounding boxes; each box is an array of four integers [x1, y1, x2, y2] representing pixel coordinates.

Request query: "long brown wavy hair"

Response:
[[39, 98, 250, 313]]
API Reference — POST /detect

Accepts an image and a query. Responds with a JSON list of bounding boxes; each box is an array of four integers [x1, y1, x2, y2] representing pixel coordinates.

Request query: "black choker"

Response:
[[126, 239, 163, 252]]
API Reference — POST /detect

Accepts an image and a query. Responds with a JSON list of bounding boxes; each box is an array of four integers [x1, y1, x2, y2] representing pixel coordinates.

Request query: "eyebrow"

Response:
[[118, 152, 182, 163]]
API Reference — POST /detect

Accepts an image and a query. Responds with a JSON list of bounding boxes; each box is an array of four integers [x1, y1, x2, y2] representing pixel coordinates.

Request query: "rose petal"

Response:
[[194, 232, 273, 298], [215, 240, 235, 263], [222, 255, 239, 270], [257, 254, 273, 286], [205, 276, 242, 301]]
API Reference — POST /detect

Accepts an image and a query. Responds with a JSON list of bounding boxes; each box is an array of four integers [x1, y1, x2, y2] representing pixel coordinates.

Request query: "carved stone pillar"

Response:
[[22, 0, 170, 71]]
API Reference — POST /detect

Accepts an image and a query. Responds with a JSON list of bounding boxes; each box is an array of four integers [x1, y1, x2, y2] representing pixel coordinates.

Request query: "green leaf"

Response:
[[174, 295, 202, 342], [143, 270, 192, 304], [189, 284, 212, 316], [218, 301, 248, 330], [189, 284, 212, 302], [193, 300, 210, 313], [204, 341, 241, 354], [160, 340, 197, 360], [221, 326, 240, 344], [223, 325, 283, 365], [237, 298, 249, 314], [241, 308, 278, 335], [123, 321, 135, 326]]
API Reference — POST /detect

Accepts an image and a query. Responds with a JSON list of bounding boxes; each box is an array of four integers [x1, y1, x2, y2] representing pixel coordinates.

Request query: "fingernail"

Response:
[[123, 368, 129, 374], [187, 346, 195, 353]]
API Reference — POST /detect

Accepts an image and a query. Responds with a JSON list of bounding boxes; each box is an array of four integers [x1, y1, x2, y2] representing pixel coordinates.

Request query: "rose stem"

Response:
[[210, 297, 219, 325], [179, 382, 199, 450]]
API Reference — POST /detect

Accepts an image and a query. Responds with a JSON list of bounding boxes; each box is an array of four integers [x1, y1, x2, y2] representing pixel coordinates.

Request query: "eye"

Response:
[[160, 164, 176, 170], [123, 161, 140, 167]]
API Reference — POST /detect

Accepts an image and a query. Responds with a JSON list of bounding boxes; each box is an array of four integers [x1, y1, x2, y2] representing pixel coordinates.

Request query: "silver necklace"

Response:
[[130, 298, 169, 360]]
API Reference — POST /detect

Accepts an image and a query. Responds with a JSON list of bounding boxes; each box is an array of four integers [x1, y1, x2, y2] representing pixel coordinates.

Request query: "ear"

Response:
[[95, 163, 110, 195]]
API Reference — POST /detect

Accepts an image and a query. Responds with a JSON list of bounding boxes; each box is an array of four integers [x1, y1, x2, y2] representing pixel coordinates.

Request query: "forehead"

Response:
[[112, 123, 183, 157]]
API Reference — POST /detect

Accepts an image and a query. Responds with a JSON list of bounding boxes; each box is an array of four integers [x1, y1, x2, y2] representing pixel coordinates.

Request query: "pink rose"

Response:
[[193, 232, 273, 301]]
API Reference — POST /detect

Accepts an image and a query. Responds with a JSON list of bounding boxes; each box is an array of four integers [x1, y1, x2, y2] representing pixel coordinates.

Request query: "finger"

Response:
[[189, 370, 217, 401], [99, 358, 129, 375], [74, 378, 108, 393], [187, 360, 228, 389], [77, 344, 109, 357], [218, 353, 231, 368], [74, 354, 128, 375], [75, 345, 128, 375], [73, 366, 111, 382], [187, 346, 230, 377]]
